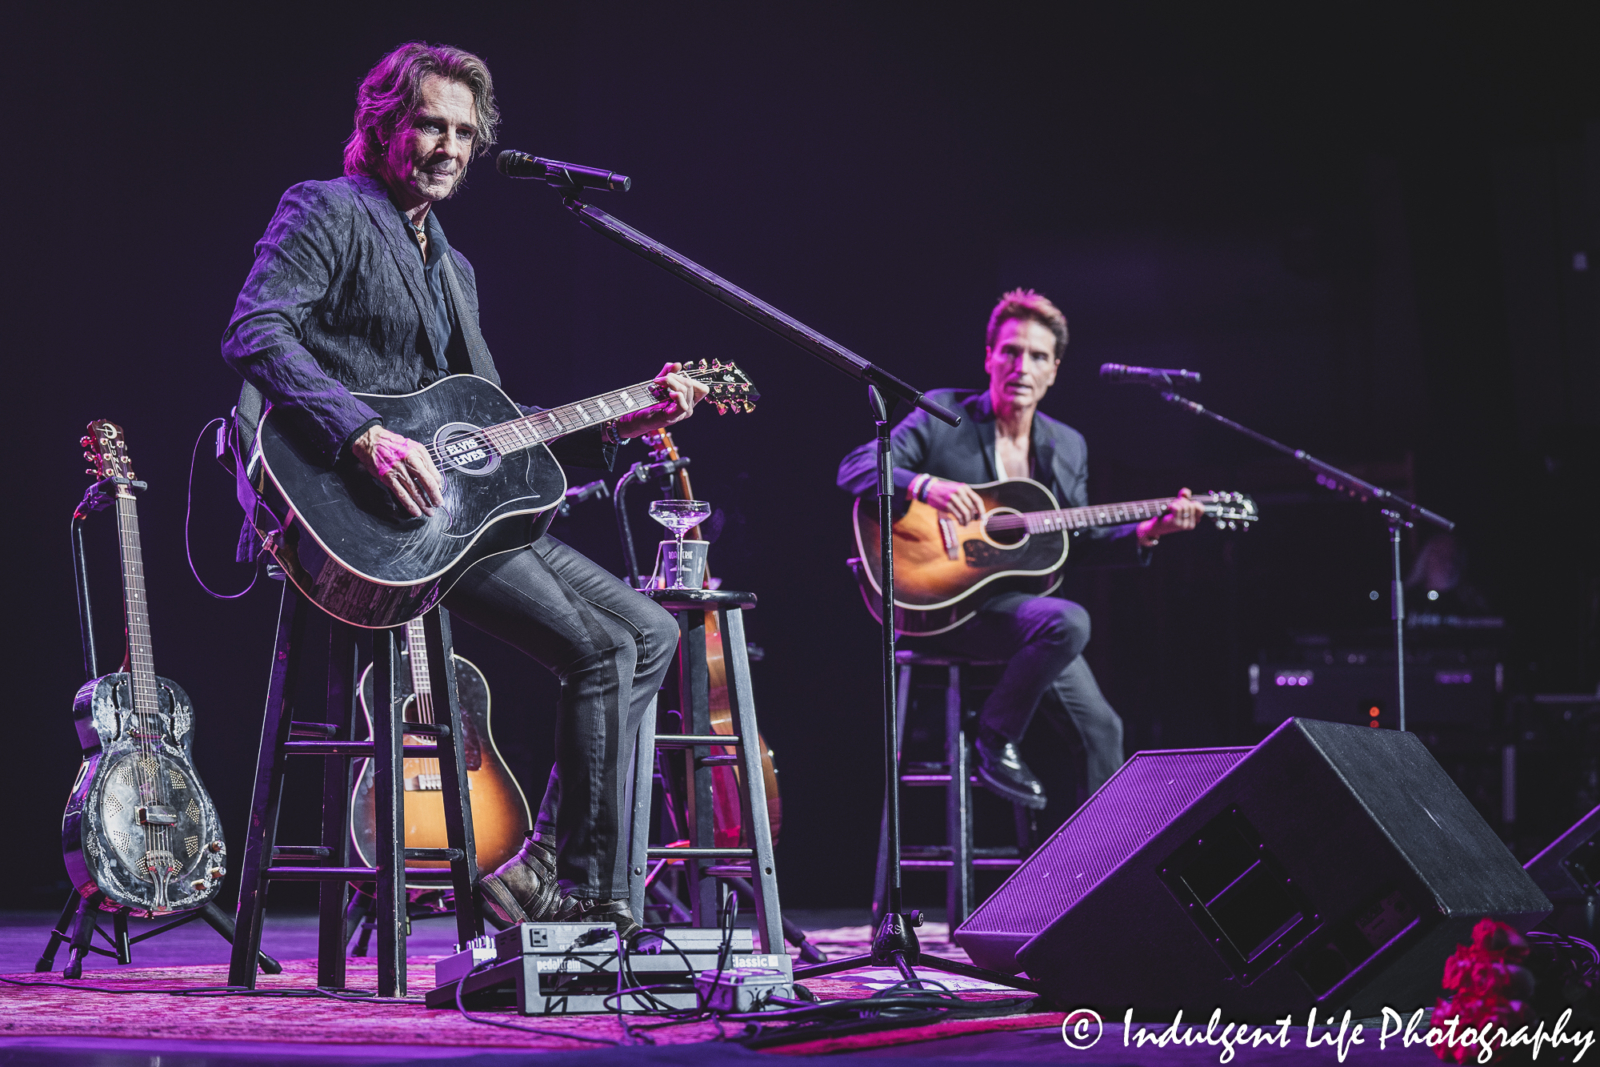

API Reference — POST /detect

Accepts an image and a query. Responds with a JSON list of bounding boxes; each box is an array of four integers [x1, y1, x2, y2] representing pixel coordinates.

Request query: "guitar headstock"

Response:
[[683, 359, 759, 416], [1201, 491, 1258, 531], [82, 420, 136, 485]]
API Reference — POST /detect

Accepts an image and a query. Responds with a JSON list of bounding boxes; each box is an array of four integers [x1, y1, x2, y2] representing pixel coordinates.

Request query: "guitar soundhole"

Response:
[[982, 508, 1028, 546], [434, 423, 501, 477]]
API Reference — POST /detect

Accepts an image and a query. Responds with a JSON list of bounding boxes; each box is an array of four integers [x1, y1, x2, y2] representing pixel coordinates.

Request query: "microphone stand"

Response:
[[540, 182, 1036, 995], [1146, 387, 1454, 733]]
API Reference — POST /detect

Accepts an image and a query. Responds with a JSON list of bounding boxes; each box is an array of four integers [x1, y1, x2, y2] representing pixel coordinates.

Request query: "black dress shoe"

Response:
[[478, 834, 579, 926], [974, 729, 1047, 810]]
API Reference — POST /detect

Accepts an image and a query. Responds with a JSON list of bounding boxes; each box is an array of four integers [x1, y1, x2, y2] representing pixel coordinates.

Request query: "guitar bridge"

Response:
[[938, 517, 960, 561], [137, 804, 179, 826]]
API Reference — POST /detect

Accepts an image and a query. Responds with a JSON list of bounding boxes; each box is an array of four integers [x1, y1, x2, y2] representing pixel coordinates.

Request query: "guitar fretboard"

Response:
[[984, 495, 1219, 535], [115, 493, 160, 724], [476, 381, 665, 457], [405, 618, 435, 726]]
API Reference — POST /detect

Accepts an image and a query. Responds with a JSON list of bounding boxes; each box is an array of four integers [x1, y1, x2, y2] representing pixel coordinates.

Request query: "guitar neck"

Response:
[[114, 492, 160, 716], [481, 380, 664, 455], [404, 618, 435, 725], [1018, 495, 1213, 535]]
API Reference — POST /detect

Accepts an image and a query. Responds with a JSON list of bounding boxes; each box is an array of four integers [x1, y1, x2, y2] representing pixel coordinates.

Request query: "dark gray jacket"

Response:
[[837, 388, 1147, 567], [222, 174, 608, 470]]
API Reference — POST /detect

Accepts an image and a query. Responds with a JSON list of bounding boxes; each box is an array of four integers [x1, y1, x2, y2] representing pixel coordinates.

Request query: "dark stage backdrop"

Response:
[[11, 3, 1596, 913]]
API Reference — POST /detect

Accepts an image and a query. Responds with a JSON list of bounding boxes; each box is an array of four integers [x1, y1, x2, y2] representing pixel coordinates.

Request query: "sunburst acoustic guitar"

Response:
[[349, 617, 530, 884], [852, 477, 1258, 637]]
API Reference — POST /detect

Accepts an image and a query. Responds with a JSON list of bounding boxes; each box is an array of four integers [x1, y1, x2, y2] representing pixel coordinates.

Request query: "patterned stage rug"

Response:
[[0, 925, 1046, 1055]]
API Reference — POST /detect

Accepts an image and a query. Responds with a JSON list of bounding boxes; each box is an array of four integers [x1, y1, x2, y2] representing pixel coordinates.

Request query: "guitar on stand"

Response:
[[43, 421, 278, 979], [852, 478, 1258, 636]]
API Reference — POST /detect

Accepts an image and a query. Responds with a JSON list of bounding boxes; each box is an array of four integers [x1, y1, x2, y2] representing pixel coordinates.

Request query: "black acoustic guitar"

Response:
[[63, 421, 227, 915], [349, 617, 531, 885], [251, 363, 757, 629], [851, 477, 1258, 637]]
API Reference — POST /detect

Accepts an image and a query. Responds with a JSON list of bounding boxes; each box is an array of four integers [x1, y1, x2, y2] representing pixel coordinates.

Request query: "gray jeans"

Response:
[[928, 592, 1125, 795], [444, 535, 677, 899]]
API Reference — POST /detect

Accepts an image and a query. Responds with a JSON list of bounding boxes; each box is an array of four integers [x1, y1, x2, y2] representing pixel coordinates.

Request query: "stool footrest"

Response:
[[289, 722, 339, 738], [272, 845, 331, 858], [902, 858, 1022, 870], [696, 754, 740, 767], [404, 848, 463, 862], [283, 741, 443, 757], [653, 734, 741, 748], [703, 865, 754, 877], [263, 866, 466, 881], [645, 847, 752, 859]]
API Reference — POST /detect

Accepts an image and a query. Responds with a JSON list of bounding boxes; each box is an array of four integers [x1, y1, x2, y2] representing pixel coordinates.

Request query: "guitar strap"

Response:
[[439, 253, 502, 387]]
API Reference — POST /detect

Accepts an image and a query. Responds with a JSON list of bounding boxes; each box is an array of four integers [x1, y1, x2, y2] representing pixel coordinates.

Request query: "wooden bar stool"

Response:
[[227, 584, 481, 995], [875, 650, 1035, 927], [626, 589, 784, 953]]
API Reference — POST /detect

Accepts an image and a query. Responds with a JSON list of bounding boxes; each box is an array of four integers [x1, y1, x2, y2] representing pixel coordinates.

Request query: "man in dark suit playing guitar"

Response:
[[837, 289, 1203, 811], [222, 42, 707, 939]]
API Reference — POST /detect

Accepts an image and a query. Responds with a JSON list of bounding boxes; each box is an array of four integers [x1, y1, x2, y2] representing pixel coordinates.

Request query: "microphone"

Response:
[[496, 150, 631, 192], [1099, 363, 1202, 386]]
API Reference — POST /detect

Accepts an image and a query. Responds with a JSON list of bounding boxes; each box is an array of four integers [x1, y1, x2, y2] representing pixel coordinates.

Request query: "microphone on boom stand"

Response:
[[496, 150, 631, 192], [1099, 363, 1202, 386]]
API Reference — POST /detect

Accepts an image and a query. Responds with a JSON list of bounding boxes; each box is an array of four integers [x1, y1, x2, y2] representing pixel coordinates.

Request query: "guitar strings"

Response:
[[979, 495, 1220, 533], [411, 367, 736, 470]]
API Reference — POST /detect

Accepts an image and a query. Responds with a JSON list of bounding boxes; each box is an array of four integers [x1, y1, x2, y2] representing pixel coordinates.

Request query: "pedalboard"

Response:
[[425, 921, 791, 1015]]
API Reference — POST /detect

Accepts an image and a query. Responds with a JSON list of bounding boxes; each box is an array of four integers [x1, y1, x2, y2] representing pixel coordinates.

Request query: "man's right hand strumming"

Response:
[[920, 477, 985, 526], [352, 424, 444, 517]]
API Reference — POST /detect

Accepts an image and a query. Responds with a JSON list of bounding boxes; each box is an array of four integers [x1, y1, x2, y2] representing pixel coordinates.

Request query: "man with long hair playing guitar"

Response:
[[222, 42, 707, 940], [837, 289, 1204, 812]]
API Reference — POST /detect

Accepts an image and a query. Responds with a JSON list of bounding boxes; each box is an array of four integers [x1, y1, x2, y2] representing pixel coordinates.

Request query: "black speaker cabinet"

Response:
[[954, 718, 1550, 1020], [1525, 805, 1600, 937]]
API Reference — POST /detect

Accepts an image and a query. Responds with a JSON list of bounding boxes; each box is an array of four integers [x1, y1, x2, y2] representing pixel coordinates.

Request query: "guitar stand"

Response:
[[39, 493, 279, 980], [37, 890, 281, 980]]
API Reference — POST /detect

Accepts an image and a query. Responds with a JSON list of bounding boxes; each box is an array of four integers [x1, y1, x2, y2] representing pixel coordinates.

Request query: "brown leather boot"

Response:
[[478, 834, 576, 926], [570, 896, 648, 946]]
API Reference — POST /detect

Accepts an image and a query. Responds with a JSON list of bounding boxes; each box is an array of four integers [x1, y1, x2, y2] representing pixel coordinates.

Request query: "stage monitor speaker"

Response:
[[1524, 805, 1600, 937], [954, 718, 1550, 1021]]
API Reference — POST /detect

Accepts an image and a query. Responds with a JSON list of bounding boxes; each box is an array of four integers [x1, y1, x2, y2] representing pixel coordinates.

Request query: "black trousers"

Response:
[[927, 592, 1124, 795], [443, 535, 677, 899]]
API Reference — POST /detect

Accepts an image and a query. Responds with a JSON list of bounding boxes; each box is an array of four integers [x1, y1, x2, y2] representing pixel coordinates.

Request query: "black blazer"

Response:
[[837, 388, 1147, 568], [222, 174, 609, 470]]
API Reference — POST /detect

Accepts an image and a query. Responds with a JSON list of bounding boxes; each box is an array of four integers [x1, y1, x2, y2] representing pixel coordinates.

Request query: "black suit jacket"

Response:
[[222, 174, 609, 470], [837, 388, 1147, 568]]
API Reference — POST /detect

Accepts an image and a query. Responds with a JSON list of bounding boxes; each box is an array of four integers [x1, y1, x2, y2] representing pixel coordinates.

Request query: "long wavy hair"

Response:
[[343, 42, 500, 182]]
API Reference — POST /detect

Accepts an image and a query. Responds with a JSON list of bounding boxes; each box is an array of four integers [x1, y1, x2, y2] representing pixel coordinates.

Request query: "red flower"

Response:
[[1433, 919, 1533, 1064]]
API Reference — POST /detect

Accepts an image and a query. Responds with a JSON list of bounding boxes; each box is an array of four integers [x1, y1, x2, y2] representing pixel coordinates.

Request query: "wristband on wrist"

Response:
[[919, 475, 935, 502], [908, 473, 931, 502]]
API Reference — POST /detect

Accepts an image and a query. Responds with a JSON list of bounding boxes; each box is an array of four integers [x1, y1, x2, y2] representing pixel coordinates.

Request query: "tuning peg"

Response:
[[697, 358, 708, 370], [86, 468, 97, 476], [714, 401, 728, 415], [80, 436, 92, 447], [742, 401, 755, 414]]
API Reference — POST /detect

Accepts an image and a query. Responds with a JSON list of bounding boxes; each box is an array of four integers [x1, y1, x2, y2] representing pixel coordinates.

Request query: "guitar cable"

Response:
[[184, 417, 262, 600]]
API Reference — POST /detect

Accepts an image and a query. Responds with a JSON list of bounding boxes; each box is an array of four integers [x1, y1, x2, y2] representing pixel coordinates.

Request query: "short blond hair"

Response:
[[986, 288, 1068, 360]]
